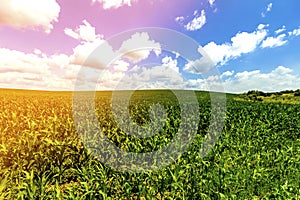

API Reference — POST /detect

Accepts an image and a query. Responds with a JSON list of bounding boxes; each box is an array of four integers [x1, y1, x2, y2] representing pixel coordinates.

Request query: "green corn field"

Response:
[[0, 88, 299, 199]]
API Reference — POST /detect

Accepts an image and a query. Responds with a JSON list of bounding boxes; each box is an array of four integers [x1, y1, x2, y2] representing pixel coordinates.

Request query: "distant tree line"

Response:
[[240, 89, 300, 101]]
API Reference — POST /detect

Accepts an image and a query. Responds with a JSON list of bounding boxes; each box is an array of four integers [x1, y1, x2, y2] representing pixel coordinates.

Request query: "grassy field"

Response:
[[0, 89, 299, 199]]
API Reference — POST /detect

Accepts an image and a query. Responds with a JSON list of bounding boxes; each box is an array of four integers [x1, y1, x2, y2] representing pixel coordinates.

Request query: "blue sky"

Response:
[[0, 0, 299, 93]]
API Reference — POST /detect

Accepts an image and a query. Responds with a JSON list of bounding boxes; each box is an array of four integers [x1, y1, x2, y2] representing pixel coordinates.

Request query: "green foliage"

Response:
[[246, 90, 266, 97], [279, 90, 295, 94], [238, 89, 300, 104], [294, 89, 300, 97], [0, 89, 299, 199]]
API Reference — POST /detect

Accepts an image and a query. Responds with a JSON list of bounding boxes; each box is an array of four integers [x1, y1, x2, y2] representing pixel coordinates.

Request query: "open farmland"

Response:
[[0, 89, 299, 199]]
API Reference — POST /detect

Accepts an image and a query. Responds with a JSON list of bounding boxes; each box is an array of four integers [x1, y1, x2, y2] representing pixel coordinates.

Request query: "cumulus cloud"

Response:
[[65, 30, 163, 89], [0, 0, 60, 33], [0, 48, 49, 74], [223, 66, 299, 93], [92, 0, 136, 9], [275, 26, 286, 34], [92, 56, 183, 90], [186, 75, 224, 92], [261, 34, 288, 48], [185, 10, 206, 31], [2, 45, 298, 93], [0, 48, 81, 90], [186, 66, 299, 93], [64, 20, 121, 69], [203, 24, 268, 65], [90, 63, 185, 91], [162, 56, 179, 73], [0, 72, 46, 90], [64, 20, 103, 42], [70, 40, 118, 69], [289, 27, 300, 36], [111, 60, 130, 72], [221, 70, 234, 78], [118, 32, 161, 63], [47, 54, 81, 80], [0, 20, 164, 91], [70, 32, 162, 69], [184, 56, 214, 74], [113, 64, 185, 90], [257, 23, 269, 30]]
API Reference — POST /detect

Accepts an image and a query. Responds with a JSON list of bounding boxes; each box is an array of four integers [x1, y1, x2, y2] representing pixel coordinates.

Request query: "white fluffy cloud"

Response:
[[185, 10, 206, 31], [0, 48, 49, 74], [118, 32, 161, 63], [1, 44, 298, 93], [92, 56, 183, 90], [0, 0, 60, 33], [186, 66, 299, 93], [203, 25, 268, 65], [162, 56, 179, 73], [221, 70, 234, 78], [64, 20, 103, 42], [261, 33, 288, 48], [275, 26, 286, 34], [62, 30, 163, 90], [183, 45, 215, 74], [69, 32, 161, 69], [92, 0, 136, 9], [110, 64, 185, 90], [70, 40, 118, 69], [64, 20, 120, 69], [223, 66, 299, 93], [0, 20, 164, 91], [257, 23, 269, 30], [84, 62, 185, 91], [0, 48, 81, 90], [289, 27, 300, 36], [111, 60, 130, 72]]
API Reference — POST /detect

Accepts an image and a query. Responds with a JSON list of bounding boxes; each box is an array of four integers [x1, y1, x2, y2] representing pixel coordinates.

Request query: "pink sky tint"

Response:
[[0, 0, 204, 55], [1, 0, 299, 92]]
